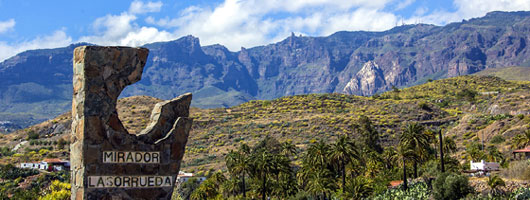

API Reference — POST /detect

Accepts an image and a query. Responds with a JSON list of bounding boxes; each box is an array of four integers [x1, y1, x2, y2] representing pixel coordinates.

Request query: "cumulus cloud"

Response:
[[409, 0, 530, 25], [0, 29, 72, 61], [98, 0, 530, 51], [129, 0, 163, 14], [0, 19, 15, 34], [79, 12, 176, 47], [3, 0, 530, 62], [148, 0, 400, 50]]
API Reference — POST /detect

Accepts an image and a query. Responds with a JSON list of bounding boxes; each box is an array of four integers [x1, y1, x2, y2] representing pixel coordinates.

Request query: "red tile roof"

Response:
[[389, 180, 403, 187], [514, 146, 530, 153], [42, 158, 65, 163]]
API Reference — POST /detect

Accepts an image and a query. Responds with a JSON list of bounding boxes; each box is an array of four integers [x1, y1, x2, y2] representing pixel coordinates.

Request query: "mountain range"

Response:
[[1, 11, 530, 130]]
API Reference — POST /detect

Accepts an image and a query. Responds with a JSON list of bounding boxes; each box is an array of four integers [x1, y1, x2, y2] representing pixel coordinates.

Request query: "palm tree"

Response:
[[329, 135, 358, 190], [487, 175, 505, 196], [226, 144, 251, 198], [442, 136, 457, 155], [400, 122, 430, 178], [511, 129, 530, 149], [251, 150, 275, 200], [280, 140, 297, 157], [307, 140, 331, 168], [486, 146, 504, 163], [190, 172, 226, 200], [397, 143, 415, 191], [381, 147, 398, 170], [363, 150, 384, 178], [306, 168, 334, 200], [299, 140, 334, 199]]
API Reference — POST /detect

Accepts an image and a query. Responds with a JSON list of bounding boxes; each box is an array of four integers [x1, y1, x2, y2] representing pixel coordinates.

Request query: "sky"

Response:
[[0, 0, 529, 61]]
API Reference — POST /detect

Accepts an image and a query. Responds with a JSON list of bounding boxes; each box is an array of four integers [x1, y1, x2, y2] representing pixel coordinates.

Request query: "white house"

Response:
[[176, 171, 206, 185], [470, 160, 500, 176], [20, 159, 70, 171]]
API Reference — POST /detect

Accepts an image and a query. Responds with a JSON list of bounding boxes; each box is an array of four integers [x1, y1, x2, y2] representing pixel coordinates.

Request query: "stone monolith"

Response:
[[71, 46, 192, 200]]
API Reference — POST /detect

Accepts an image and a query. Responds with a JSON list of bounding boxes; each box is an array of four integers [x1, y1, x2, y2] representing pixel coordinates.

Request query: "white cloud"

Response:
[[0, 19, 15, 34], [79, 12, 176, 47], [129, 0, 163, 14], [409, 0, 530, 26], [152, 0, 400, 50], [453, 0, 530, 19], [4, 0, 530, 63], [0, 29, 72, 61], [395, 0, 415, 11]]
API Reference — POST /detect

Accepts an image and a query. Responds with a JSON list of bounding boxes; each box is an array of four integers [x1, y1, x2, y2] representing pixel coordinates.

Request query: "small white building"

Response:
[[176, 171, 206, 185], [469, 160, 500, 176], [20, 159, 70, 171], [20, 162, 46, 170]]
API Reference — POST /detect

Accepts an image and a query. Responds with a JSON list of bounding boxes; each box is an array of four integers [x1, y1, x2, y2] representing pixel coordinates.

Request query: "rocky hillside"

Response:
[[2, 11, 530, 130], [2, 75, 529, 174]]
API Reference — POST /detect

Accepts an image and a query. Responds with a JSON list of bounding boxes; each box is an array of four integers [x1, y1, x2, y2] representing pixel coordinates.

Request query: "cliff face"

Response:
[[2, 11, 530, 129]]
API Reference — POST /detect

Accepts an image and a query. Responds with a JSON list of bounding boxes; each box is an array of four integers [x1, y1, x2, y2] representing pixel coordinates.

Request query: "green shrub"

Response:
[[27, 131, 39, 140], [490, 135, 505, 144], [511, 187, 530, 200], [372, 181, 430, 200], [418, 102, 430, 110], [432, 172, 473, 200]]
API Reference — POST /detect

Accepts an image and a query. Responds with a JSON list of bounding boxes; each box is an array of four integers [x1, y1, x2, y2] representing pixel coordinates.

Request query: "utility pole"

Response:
[[439, 129, 445, 173]]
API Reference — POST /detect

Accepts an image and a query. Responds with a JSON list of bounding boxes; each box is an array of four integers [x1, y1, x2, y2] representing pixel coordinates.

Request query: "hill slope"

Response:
[[3, 11, 530, 130], [474, 66, 530, 81], [2, 75, 529, 174]]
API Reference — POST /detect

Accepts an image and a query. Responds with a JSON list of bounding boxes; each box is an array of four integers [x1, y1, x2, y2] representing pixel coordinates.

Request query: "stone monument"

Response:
[[71, 46, 192, 199]]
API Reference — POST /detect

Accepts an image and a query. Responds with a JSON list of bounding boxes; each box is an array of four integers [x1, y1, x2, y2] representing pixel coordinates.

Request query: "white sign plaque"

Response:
[[88, 176, 173, 188], [102, 151, 160, 164]]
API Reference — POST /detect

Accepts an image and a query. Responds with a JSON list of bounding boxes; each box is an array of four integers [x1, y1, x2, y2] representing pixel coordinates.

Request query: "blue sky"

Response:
[[0, 0, 529, 61]]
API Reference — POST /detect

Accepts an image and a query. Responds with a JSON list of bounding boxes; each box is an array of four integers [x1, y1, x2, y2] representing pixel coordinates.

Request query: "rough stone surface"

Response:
[[71, 46, 192, 200]]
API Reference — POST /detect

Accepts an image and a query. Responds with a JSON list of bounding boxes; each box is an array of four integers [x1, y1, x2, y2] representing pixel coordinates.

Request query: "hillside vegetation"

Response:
[[0, 76, 528, 171], [4, 11, 530, 131], [1, 75, 530, 198], [474, 66, 530, 81]]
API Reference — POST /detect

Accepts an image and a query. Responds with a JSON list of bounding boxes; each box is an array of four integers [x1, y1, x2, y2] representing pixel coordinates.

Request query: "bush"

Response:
[[0, 164, 39, 180], [490, 135, 505, 144], [456, 89, 477, 102], [511, 187, 530, 200], [27, 131, 39, 140], [418, 102, 430, 111], [432, 172, 473, 200], [372, 181, 430, 200], [501, 160, 530, 180], [38, 180, 71, 200]]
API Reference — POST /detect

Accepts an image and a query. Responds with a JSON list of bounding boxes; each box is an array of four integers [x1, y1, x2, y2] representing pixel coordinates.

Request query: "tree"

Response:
[[511, 129, 530, 149], [344, 176, 373, 199], [486, 146, 504, 163], [280, 140, 297, 157], [466, 142, 485, 161], [298, 140, 335, 199], [305, 168, 334, 200], [190, 172, 226, 200], [225, 144, 251, 198], [442, 136, 457, 155], [400, 123, 430, 178], [329, 135, 358, 190], [355, 116, 383, 153], [251, 150, 276, 200], [397, 143, 414, 191], [381, 147, 398, 170], [433, 172, 473, 200], [487, 175, 505, 196]]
